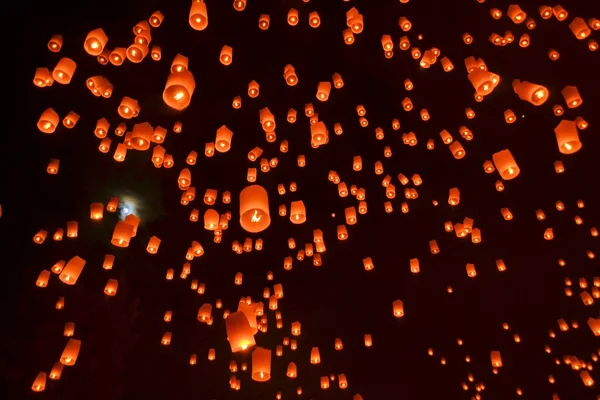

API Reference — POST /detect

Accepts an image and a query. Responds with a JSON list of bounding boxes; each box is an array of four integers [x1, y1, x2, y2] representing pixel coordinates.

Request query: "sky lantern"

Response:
[[59, 256, 86, 285], [13, 2, 600, 397], [554, 120, 582, 154], [492, 149, 520, 180], [226, 312, 256, 352], [287, 8, 298, 26], [220, 45, 233, 65], [392, 300, 404, 317], [512, 80, 549, 105], [52, 58, 76, 84], [46, 158, 59, 174], [251, 347, 271, 382], [490, 351, 502, 367], [239, 185, 271, 233], [84, 28, 108, 55], [561, 86, 582, 108], [215, 125, 233, 152], [163, 71, 196, 110], [189, 0, 208, 30]]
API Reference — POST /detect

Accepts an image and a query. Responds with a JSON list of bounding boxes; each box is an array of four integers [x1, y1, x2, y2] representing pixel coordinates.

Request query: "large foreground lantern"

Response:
[[163, 71, 196, 110], [239, 185, 271, 233], [252, 347, 271, 382], [226, 311, 256, 352], [492, 149, 520, 180]]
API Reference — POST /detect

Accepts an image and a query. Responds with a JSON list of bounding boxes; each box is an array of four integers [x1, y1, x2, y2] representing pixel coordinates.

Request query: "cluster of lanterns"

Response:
[[24, 0, 598, 398]]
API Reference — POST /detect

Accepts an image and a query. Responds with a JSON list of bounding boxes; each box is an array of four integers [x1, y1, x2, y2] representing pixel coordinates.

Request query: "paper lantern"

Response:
[[561, 86, 582, 108], [554, 120, 582, 154], [189, 0, 208, 30], [60, 338, 81, 366], [126, 42, 149, 63], [226, 312, 256, 352], [52, 58, 76, 84], [492, 149, 520, 180], [239, 185, 271, 233], [512, 79, 549, 105], [215, 125, 233, 152], [59, 256, 86, 285], [84, 28, 108, 55], [251, 347, 271, 382], [220, 45, 233, 65], [31, 372, 46, 392], [47, 34, 63, 52], [163, 71, 196, 110], [287, 8, 299, 26]]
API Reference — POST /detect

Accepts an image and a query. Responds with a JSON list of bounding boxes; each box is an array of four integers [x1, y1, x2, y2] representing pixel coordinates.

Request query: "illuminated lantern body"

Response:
[[490, 351, 502, 367], [33, 67, 53, 87], [59, 256, 86, 285], [316, 81, 331, 101], [251, 347, 271, 382], [554, 120, 582, 154], [104, 279, 118, 295], [220, 45, 233, 65], [32, 372, 46, 392], [52, 58, 76, 84], [37, 108, 59, 133], [131, 122, 153, 151], [215, 125, 233, 152], [492, 149, 520, 180], [248, 80, 259, 98], [392, 299, 404, 317], [126, 43, 149, 63], [149, 10, 164, 27], [448, 187, 460, 205], [112, 221, 134, 247], [189, 0, 208, 30], [163, 71, 196, 110], [118, 97, 140, 119], [84, 28, 108, 55], [46, 159, 59, 174], [512, 79, 549, 105], [36, 270, 50, 287], [109, 48, 126, 65], [63, 111, 79, 128], [468, 70, 500, 96], [287, 8, 299, 26], [239, 185, 271, 233], [147, 236, 161, 254], [449, 142, 466, 159], [226, 312, 256, 352], [561, 86, 582, 108], [507, 5, 527, 23], [60, 338, 81, 366], [569, 17, 591, 39]]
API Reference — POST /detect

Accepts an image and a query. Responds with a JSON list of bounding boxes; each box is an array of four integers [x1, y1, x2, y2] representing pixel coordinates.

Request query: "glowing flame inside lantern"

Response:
[[251, 210, 262, 223]]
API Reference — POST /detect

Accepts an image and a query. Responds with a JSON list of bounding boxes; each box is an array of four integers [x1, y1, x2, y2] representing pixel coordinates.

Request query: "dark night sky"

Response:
[[3, 0, 600, 399]]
